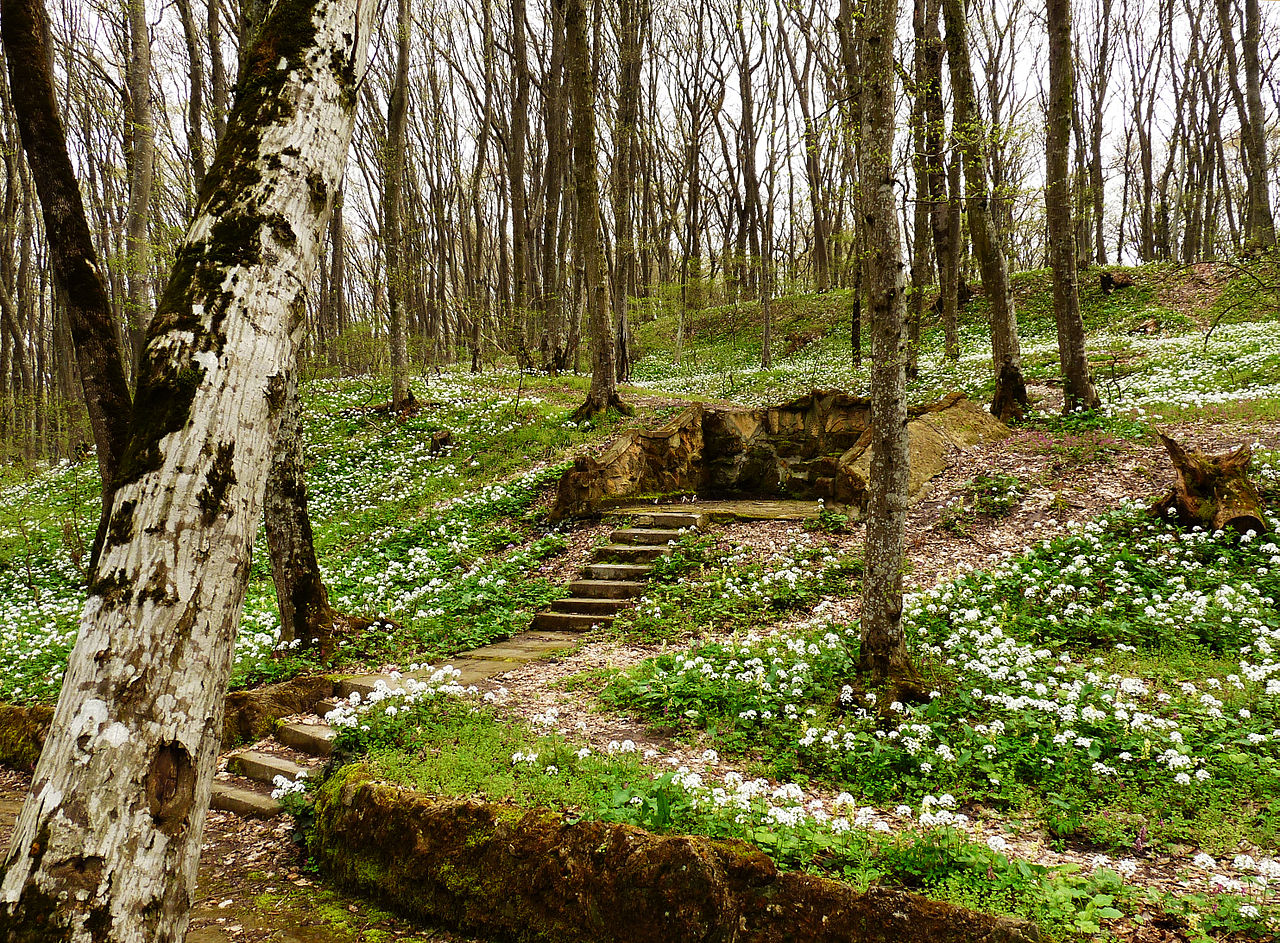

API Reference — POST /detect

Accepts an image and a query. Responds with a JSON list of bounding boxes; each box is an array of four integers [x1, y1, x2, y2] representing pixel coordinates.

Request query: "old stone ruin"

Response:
[[552, 390, 1011, 520]]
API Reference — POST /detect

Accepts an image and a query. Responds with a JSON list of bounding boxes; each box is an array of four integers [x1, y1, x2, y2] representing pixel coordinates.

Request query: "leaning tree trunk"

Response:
[[567, 0, 630, 421], [1, 0, 134, 569], [264, 368, 338, 659], [1045, 0, 1099, 412], [1153, 436, 1269, 537], [858, 0, 915, 686], [0, 2, 372, 940]]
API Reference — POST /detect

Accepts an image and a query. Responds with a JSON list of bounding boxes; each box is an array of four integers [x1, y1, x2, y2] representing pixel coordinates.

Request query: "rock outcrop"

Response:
[[313, 765, 1041, 943], [552, 391, 1009, 520]]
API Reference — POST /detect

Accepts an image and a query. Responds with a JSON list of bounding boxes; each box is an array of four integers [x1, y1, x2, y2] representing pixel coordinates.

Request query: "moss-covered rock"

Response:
[[313, 765, 1040, 943], [0, 675, 335, 771], [0, 704, 54, 771], [552, 391, 1010, 520], [221, 674, 335, 747]]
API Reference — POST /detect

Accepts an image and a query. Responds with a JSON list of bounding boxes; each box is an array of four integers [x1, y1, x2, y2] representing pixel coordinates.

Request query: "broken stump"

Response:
[[1151, 434, 1269, 536]]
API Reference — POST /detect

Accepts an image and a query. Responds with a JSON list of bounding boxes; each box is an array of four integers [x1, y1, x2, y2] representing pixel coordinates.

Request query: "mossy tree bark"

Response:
[[1, 0, 134, 568], [1044, 0, 1099, 413], [857, 0, 915, 687], [0, 1, 373, 939], [940, 0, 1026, 415], [567, 0, 631, 421]]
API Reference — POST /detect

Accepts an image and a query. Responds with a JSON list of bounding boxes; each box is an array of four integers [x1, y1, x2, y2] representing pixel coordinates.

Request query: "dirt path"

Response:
[[488, 417, 1280, 915]]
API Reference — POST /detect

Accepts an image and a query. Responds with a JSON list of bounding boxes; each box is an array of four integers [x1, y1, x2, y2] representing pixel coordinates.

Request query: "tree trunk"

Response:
[[1045, 0, 1099, 412], [0, 2, 372, 939], [124, 0, 154, 370], [567, 0, 630, 420], [1239, 0, 1276, 250], [265, 368, 338, 658], [1, 0, 134, 569], [385, 0, 410, 407], [175, 0, 206, 191], [610, 0, 647, 382], [940, 0, 1025, 413], [858, 0, 914, 686]]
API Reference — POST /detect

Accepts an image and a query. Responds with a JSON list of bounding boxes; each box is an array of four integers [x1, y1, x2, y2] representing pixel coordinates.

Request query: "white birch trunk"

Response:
[[0, 1, 374, 939]]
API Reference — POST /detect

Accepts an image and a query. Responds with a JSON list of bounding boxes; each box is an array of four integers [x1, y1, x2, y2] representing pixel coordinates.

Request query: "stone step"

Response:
[[582, 562, 653, 581], [276, 722, 337, 757], [610, 527, 686, 545], [566, 579, 649, 599], [592, 543, 665, 563], [532, 611, 615, 633], [551, 596, 631, 615], [228, 750, 312, 786], [211, 782, 280, 818], [638, 511, 707, 529], [316, 697, 341, 716], [465, 633, 582, 661], [335, 674, 403, 699]]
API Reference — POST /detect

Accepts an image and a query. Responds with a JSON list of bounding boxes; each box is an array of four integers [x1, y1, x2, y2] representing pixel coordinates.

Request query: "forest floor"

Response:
[[3, 259, 1280, 941]]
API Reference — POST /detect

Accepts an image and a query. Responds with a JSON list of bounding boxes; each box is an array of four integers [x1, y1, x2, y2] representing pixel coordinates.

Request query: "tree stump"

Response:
[[990, 355, 1028, 422], [1152, 434, 1269, 536]]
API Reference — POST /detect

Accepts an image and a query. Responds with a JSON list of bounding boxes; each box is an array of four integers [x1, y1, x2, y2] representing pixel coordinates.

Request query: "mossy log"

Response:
[[313, 765, 1041, 943], [1152, 434, 1269, 536]]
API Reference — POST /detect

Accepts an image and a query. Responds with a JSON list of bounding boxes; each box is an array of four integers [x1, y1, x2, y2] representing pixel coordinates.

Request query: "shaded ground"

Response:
[[0, 769, 485, 943]]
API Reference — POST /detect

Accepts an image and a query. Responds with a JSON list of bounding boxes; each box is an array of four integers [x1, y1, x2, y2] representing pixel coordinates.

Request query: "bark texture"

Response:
[[1152, 436, 1269, 537], [0, 1, 373, 939], [857, 0, 914, 685], [264, 369, 338, 657], [1044, 0, 1100, 413]]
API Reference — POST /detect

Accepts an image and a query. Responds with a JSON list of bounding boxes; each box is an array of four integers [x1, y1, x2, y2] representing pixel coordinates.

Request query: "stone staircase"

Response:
[[211, 509, 706, 817]]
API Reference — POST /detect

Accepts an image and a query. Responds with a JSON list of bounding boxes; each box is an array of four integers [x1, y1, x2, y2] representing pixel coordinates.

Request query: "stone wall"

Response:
[[552, 391, 1010, 520]]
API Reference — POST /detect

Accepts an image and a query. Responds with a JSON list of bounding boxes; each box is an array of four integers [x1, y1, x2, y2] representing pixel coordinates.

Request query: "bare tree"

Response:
[[1045, 0, 1100, 411], [941, 0, 1026, 418], [567, 0, 630, 418], [858, 0, 914, 686]]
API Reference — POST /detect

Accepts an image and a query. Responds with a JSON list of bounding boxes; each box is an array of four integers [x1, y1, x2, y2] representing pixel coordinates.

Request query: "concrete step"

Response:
[[228, 750, 312, 786], [582, 562, 653, 581], [551, 596, 631, 615], [610, 527, 686, 545], [316, 697, 341, 716], [211, 782, 280, 818], [567, 579, 649, 599], [532, 611, 615, 633], [276, 722, 336, 757], [592, 543, 665, 563]]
